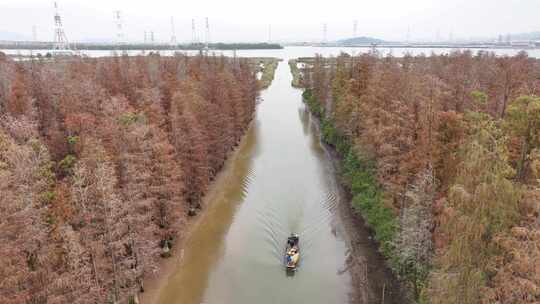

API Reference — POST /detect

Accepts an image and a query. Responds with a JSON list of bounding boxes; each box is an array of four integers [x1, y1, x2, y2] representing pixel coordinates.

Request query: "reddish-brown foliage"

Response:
[[305, 51, 540, 302], [0, 54, 258, 303], [307, 51, 540, 206]]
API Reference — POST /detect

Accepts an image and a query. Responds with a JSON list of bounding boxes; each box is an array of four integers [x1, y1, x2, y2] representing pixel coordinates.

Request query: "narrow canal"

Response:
[[153, 59, 395, 304]]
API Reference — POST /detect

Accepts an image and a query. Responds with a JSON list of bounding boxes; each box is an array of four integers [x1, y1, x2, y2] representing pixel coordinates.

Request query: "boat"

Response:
[[285, 234, 300, 270]]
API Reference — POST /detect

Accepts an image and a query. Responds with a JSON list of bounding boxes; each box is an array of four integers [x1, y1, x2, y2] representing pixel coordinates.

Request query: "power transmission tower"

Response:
[[205, 17, 211, 47], [268, 24, 272, 43], [151, 31, 155, 43], [191, 19, 198, 44], [114, 10, 125, 46], [53, 2, 70, 50], [170, 17, 177, 46], [353, 20, 358, 38], [323, 23, 327, 44], [32, 25, 38, 41]]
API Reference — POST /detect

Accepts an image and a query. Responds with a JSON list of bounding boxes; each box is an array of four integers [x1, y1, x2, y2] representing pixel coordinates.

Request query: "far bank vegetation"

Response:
[[300, 51, 540, 303]]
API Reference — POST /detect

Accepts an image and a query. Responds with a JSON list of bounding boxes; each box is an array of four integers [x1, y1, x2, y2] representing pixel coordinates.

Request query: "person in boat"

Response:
[[286, 234, 300, 267], [289, 248, 299, 265]]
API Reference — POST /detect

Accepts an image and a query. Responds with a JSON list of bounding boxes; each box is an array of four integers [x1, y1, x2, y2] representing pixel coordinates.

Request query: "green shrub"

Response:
[[67, 135, 79, 146], [59, 154, 76, 175], [119, 112, 144, 126], [41, 191, 56, 205], [45, 213, 56, 226], [303, 88, 398, 262]]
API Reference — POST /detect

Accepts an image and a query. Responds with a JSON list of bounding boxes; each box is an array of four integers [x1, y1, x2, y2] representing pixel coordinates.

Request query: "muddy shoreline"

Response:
[[309, 111, 406, 304], [140, 67, 404, 304], [139, 121, 254, 304]]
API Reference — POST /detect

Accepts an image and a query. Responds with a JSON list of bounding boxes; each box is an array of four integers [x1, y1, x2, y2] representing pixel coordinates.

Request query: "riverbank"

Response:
[[332, 154, 403, 304], [288, 59, 302, 88], [140, 120, 256, 304], [301, 89, 406, 304], [255, 57, 280, 89]]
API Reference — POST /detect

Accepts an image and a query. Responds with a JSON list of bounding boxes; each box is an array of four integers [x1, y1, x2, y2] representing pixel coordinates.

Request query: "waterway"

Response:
[[3, 45, 540, 59], [151, 53, 391, 304]]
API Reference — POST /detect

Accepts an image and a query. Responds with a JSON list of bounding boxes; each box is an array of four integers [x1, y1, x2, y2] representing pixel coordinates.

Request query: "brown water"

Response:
[[155, 60, 381, 304]]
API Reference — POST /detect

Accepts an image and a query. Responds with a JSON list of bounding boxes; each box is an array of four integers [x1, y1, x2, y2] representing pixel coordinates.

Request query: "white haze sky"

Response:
[[0, 0, 538, 43]]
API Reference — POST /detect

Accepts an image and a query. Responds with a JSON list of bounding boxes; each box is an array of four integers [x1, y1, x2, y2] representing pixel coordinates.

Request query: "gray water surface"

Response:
[[156, 60, 356, 304], [4, 45, 540, 59]]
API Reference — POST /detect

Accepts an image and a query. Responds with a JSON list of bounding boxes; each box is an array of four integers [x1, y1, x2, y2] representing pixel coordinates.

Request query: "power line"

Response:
[[323, 23, 327, 44], [191, 19, 197, 44], [170, 17, 177, 45], [32, 25, 37, 42], [205, 17, 210, 47], [113, 10, 124, 45]]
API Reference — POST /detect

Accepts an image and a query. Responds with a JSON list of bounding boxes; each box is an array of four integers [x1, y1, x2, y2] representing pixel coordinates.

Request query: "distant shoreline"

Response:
[[283, 43, 539, 50], [0, 42, 283, 51]]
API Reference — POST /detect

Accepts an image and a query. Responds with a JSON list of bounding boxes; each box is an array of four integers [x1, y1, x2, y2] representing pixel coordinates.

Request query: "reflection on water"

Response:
[[156, 123, 259, 304], [157, 61, 352, 304], [3, 46, 540, 59], [298, 107, 310, 136]]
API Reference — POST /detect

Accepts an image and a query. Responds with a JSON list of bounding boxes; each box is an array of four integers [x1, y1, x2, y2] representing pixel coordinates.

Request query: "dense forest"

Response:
[[299, 51, 540, 303], [0, 53, 259, 303]]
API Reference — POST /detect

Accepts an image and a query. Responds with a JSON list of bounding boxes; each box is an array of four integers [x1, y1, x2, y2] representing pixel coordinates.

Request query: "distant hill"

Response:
[[338, 36, 386, 45]]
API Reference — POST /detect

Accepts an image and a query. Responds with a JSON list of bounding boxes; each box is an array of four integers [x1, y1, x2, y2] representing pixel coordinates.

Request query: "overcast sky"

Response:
[[0, 0, 538, 43]]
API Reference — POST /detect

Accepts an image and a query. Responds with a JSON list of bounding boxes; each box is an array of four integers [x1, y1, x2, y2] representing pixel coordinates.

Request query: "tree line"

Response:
[[0, 42, 283, 51], [301, 51, 540, 303], [0, 53, 259, 303]]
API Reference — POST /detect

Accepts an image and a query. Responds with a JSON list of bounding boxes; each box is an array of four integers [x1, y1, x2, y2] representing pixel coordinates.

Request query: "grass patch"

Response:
[[288, 59, 302, 88], [256, 58, 279, 90]]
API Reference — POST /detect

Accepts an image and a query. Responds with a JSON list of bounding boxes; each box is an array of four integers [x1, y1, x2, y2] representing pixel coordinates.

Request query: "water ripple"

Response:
[[254, 188, 339, 265]]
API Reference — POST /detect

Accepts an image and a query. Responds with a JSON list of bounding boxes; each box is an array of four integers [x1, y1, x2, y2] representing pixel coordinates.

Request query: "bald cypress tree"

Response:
[[504, 96, 540, 181], [429, 113, 521, 304]]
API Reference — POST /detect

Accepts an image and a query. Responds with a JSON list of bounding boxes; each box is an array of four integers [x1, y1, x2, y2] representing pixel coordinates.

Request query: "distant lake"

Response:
[[2, 46, 540, 60]]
